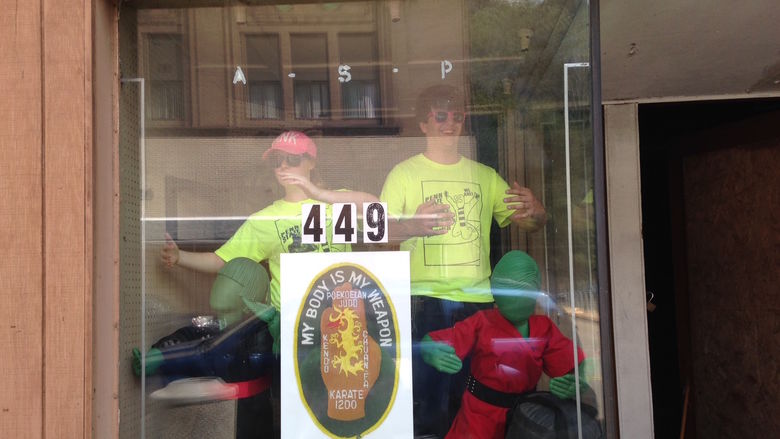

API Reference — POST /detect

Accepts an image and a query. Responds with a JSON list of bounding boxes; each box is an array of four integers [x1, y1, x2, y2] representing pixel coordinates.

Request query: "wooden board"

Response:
[[42, 0, 92, 437], [604, 103, 655, 438], [0, 1, 44, 437]]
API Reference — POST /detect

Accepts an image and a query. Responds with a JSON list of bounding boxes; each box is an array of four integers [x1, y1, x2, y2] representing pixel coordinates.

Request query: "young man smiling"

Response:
[[379, 85, 547, 436]]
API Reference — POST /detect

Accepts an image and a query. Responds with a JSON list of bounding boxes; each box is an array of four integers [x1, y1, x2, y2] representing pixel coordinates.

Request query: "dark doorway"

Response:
[[639, 99, 780, 439]]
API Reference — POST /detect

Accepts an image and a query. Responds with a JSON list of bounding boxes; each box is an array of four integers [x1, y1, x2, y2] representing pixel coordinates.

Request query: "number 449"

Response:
[[301, 203, 388, 244]]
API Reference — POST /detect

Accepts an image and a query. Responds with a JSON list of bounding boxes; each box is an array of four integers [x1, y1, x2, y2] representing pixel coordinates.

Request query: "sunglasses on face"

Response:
[[429, 110, 465, 124], [270, 154, 304, 168]]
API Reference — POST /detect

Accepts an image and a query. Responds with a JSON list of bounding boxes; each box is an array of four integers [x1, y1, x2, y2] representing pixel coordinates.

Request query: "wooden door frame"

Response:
[[604, 103, 656, 438]]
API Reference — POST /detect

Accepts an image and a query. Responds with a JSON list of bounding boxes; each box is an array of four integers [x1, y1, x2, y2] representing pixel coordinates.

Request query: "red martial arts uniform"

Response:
[[428, 309, 585, 439]]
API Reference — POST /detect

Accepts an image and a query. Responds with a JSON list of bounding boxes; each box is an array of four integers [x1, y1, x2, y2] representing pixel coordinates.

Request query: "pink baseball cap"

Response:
[[262, 131, 317, 160]]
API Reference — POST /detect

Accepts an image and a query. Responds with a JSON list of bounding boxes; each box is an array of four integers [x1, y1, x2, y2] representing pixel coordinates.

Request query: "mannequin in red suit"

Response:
[[421, 251, 588, 439]]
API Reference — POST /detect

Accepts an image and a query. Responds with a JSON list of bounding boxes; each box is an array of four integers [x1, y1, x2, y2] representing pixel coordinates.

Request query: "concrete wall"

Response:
[[601, 0, 780, 102]]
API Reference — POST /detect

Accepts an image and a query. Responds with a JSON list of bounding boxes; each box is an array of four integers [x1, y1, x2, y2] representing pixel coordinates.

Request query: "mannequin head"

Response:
[[490, 251, 542, 325], [210, 258, 270, 328], [263, 131, 318, 188]]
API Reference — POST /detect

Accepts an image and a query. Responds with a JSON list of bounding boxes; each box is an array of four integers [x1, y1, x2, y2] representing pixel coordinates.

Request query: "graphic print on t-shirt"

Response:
[[275, 218, 344, 254], [420, 180, 483, 266]]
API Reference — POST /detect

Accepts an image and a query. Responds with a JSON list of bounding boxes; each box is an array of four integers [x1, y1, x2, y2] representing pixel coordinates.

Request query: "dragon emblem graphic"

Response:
[[327, 306, 365, 377], [295, 264, 400, 437]]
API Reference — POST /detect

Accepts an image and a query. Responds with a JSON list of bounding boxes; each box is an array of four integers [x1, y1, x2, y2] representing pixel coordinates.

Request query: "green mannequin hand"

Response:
[[420, 334, 462, 374], [266, 312, 280, 356], [131, 347, 163, 377], [253, 303, 277, 324], [550, 358, 592, 399]]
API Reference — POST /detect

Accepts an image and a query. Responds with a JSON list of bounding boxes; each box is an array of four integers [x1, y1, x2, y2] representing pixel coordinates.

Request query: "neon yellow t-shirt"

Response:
[[215, 198, 348, 309], [380, 154, 513, 303]]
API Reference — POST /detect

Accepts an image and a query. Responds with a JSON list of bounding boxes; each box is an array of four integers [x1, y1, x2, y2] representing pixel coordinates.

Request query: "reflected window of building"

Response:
[[339, 33, 380, 119], [245, 34, 283, 119], [146, 33, 185, 122], [291, 34, 330, 119]]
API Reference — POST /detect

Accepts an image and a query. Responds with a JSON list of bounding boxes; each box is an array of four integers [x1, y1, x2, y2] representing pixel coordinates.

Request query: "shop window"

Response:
[[119, 2, 607, 438]]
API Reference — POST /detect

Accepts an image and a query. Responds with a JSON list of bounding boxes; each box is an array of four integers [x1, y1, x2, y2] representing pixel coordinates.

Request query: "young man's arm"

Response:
[[311, 186, 380, 206], [276, 172, 379, 205], [161, 232, 226, 273]]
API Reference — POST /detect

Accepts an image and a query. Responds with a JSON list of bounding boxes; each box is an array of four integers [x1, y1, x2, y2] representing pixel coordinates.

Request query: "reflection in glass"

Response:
[[294, 81, 330, 119], [147, 34, 184, 121], [342, 81, 378, 119], [339, 33, 380, 119], [119, 1, 602, 438], [249, 83, 282, 119], [291, 34, 330, 119], [246, 34, 283, 119]]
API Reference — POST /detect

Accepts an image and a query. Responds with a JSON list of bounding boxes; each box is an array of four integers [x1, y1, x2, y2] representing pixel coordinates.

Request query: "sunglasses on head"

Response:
[[429, 110, 465, 123], [270, 154, 304, 168]]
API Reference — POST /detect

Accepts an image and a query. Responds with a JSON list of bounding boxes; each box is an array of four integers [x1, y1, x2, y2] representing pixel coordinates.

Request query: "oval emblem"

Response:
[[294, 263, 400, 438]]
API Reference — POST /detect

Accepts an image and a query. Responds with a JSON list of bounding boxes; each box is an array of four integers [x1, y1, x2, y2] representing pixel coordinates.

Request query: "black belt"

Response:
[[465, 374, 523, 408]]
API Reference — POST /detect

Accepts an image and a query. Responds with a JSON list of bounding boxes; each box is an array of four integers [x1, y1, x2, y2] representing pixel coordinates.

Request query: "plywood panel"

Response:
[[42, 0, 91, 437], [684, 141, 780, 438], [0, 1, 44, 438]]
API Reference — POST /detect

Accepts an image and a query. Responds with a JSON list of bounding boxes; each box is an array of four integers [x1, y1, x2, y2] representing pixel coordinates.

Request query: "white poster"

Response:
[[280, 251, 413, 439]]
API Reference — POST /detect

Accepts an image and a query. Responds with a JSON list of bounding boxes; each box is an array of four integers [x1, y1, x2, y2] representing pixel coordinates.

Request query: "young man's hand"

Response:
[[394, 200, 455, 240], [160, 232, 180, 267], [160, 233, 224, 273], [505, 182, 547, 230]]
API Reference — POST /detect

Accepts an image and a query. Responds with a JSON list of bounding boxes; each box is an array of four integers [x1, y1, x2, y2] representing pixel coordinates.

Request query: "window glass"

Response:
[[118, 1, 605, 438]]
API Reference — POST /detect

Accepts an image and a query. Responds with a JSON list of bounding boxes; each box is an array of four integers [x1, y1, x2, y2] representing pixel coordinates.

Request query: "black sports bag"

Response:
[[505, 391, 604, 439]]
